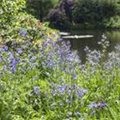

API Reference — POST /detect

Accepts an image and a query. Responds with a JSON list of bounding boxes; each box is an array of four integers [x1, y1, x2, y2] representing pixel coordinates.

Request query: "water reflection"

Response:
[[65, 30, 120, 62]]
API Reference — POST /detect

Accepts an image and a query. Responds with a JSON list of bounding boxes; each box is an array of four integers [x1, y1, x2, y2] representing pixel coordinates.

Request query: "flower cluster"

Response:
[[0, 47, 21, 73], [51, 83, 87, 100], [89, 101, 106, 109], [18, 29, 27, 38], [85, 48, 101, 66], [1, 33, 120, 119]]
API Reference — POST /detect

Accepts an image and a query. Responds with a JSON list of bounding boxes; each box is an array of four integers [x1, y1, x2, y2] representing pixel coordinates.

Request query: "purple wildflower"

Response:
[[84, 46, 89, 51], [89, 102, 98, 109], [16, 58, 20, 63], [73, 74, 77, 80], [11, 66, 16, 73], [68, 89, 72, 94], [98, 101, 106, 108], [18, 29, 27, 37], [76, 112, 81, 116], [9, 53, 14, 61], [30, 56, 37, 62], [73, 84, 77, 88], [59, 86, 65, 94], [33, 86, 40, 95], [57, 38, 63, 41], [51, 91, 56, 96], [17, 48, 23, 54], [2, 46, 8, 51], [66, 41, 71, 45], [77, 91, 83, 98], [2, 65, 7, 72]]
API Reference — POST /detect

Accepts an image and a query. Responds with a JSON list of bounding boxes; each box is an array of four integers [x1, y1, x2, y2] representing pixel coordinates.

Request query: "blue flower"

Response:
[[9, 53, 14, 61], [89, 102, 98, 109], [2, 46, 8, 51], [2, 65, 7, 72], [84, 46, 89, 51], [33, 86, 40, 95], [18, 29, 27, 37], [73, 84, 77, 88], [66, 41, 71, 45], [30, 56, 37, 62], [57, 38, 63, 41], [67, 89, 72, 95], [16, 58, 20, 63], [17, 48, 23, 54], [51, 91, 56, 96], [98, 101, 106, 108], [11, 66, 16, 73], [77, 91, 83, 98], [76, 112, 81, 116], [59, 86, 66, 94], [73, 74, 77, 80]]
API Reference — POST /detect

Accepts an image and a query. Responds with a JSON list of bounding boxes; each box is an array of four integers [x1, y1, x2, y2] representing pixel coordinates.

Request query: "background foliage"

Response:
[[4, 0, 119, 30], [0, 0, 57, 44], [26, 0, 59, 21], [0, 0, 26, 43], [73, 0, 120, 28]]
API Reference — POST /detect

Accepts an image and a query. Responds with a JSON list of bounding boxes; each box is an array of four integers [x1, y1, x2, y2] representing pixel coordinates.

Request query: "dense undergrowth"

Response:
[[1, 0, 120, 120], [0, 0, 57, 44], [0, 33, 120, 119]]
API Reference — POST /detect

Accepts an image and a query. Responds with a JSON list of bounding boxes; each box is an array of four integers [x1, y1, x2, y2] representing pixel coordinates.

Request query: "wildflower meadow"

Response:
[[0, 30, 120, 119], [1, 0, 120, 119]]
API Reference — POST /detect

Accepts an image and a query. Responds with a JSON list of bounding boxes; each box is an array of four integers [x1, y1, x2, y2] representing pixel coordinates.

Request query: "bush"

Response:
[[0, 0, 57, 44], [0, 0, 25, 29], [26, 0, 59, 21], [0, 0, 26, 43], [48, 9, 71, 30], [0, 0, 26, 28]]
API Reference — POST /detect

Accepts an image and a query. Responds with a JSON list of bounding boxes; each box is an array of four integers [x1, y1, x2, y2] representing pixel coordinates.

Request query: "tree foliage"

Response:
[[26, 0, 58, 21], [73, 0, 119, 27], [0, 0, 26, 42], [48, 0, 75, 30], [0, 0, 53, 43], [0, 0, 26, 28], [47, 0, 120, 29], [48, 9, 71, 30]]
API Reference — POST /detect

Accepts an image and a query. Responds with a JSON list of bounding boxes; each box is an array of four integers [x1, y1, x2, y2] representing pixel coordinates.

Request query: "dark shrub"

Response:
[[48, 9, 71, 30], [64, 0, 75, 23]]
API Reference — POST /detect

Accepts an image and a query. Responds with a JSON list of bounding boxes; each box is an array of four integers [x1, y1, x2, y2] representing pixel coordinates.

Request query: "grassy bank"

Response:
[[0, 34, 120, 119]]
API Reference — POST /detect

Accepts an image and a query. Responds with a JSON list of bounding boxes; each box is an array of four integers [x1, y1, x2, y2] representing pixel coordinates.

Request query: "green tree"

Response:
[[26, 0, 58, 21], [73, 0, 119, 27]]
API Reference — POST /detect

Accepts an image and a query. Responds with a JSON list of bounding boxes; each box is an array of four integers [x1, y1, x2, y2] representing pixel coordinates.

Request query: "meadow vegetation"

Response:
[[1, 31, 120, 120], [0, 0, 120, 120]]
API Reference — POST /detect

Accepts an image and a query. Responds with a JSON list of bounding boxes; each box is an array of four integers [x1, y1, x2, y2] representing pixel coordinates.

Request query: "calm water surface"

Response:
[[65, 30, 120, 62]]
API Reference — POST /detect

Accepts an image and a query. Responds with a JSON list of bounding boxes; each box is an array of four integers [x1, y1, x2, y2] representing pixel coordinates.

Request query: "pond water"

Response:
[[64, 30, 120, 62]]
